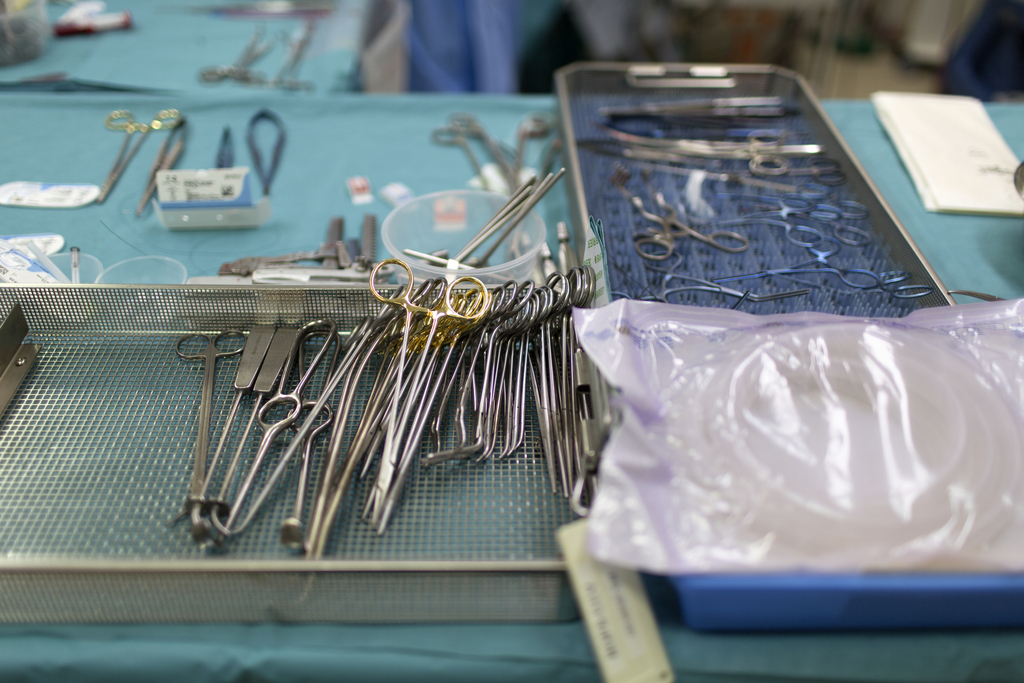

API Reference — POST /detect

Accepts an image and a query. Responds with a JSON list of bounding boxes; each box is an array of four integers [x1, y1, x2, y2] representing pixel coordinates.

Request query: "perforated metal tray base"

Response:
[[0, 286, 574, 623]]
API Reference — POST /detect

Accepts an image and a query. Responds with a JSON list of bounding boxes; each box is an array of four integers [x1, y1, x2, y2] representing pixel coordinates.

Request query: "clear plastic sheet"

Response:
[[574, 299, 1024, 573]]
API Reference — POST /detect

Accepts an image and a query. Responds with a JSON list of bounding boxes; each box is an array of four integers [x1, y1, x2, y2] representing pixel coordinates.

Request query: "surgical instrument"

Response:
[[247, 108, 286, 196], [136, 116, 188, 216], [402, 248, 474, 269], [714, 193, 872, 246], [432, 125, 490, 191], [215, 126, 234, 168], [198, 25, 272, 84], [661, 273, 810, 307], [219, 218, 361, 276], [207, 327, 296, 530], [271, 19, 315, 91], [599, 124, 823, 159], [451, 177, 537, 263], [471, 168, 566, 267], [749, 155, 846, 185], [320, 217, 344, 270], [97, 108, 181, 204], [186, 326, 275, 543], [217, 320, 338, 538], [365, 259, 491, 534], [447, 112, 519, 191], [359, 213, 377, 270], [712, 236, 882, 291], [611, 165, 748, 257], [69, 247, 80, 284], [578, 140, 802, 193], [556, 221, 578, 273], [174, 330, 245, 544], [513, 112, 556, 180], [599, 96, 790, 119]]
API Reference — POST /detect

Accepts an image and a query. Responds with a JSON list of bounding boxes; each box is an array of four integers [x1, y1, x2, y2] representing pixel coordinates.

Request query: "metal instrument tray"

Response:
[[0, 285, 574, 623], [555, 62, 953, 314]]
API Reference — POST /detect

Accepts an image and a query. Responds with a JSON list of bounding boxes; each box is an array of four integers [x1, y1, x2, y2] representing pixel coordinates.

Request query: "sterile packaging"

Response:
[[0, 239, 61, 284], [574, 299, 1024, 575]]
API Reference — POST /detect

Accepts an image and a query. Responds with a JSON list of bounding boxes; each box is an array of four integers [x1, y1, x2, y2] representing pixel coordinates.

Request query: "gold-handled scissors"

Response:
[[366, 258, 491, 533], [97, 109, 182, 204]]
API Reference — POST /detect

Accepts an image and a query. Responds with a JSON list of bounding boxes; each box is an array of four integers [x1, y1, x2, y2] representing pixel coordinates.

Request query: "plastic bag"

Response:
[[574, 299, 1024, 573]]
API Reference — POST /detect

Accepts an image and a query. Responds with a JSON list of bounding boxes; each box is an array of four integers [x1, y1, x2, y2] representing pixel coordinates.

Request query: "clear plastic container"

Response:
[[47, 252, 104, 284], [0, 0, 48, 67], [381, 190, 546, 285], [97, 256, 188, 285]]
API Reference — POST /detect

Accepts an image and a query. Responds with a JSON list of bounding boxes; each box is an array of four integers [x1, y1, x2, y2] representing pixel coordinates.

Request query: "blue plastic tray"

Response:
[[672, 573, 1024, 631]]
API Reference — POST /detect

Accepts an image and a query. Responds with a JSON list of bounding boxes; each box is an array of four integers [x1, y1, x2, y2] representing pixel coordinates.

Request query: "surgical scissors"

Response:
[[174, 331, 245, 544], [749, 155, 846, 185], [97, 109, 182, 204]]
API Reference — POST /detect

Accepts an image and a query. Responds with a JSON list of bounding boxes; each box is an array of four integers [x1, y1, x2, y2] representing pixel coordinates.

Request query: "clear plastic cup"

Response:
[[97, 256, 188, 285], [47, 252, 104, 284], [381, 190, 546, 285], [0, 0, 48, 67]]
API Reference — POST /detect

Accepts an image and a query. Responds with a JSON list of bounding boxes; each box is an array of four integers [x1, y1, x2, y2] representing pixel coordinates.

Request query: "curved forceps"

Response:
[[424, 280, 529, 464], [367, 258, 492, 532], [174, 331, 245, 542], [749, 155, 846, 185], [217, 319, 339, 536], [98, 109, 182, 204]]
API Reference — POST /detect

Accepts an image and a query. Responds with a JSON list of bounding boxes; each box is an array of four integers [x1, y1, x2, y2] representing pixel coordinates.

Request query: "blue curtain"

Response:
[[407, 0, 520, 93]]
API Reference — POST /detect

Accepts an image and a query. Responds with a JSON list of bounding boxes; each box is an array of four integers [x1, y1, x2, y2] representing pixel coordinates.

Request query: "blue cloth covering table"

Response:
[[3, 55, 1024, 681]]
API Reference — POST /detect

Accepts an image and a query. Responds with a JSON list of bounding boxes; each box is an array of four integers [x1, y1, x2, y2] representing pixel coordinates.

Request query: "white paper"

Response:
[[872, 91, 1024, 215], [0, 182, 99, 209]]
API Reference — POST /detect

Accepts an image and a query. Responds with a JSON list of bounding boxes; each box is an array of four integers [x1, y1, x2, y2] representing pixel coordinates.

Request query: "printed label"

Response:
[[558, 519, 673, 683], [434, 196, 467, 232], [0, 182, 100, 209], [157, 167, 251, 207]]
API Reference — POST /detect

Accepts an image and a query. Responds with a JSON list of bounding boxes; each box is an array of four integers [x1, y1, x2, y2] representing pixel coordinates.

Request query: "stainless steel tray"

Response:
[[555, 62, 953, 314], [0, 285, 574, 623]]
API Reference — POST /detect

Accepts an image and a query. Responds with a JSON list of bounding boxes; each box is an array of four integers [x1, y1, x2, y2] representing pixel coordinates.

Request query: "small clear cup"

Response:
[[97, 256, 188, 284]]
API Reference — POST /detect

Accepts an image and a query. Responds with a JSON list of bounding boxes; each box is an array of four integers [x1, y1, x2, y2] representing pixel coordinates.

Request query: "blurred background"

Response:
[[361, 0, 1023, 100]]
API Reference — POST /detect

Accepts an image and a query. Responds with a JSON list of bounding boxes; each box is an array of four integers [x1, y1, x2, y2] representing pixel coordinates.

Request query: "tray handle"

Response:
[[625, 64, 736, 89]]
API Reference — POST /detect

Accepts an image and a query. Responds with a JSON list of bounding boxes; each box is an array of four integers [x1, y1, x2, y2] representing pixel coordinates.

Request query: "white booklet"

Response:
[[872, 91, 1024, 215]]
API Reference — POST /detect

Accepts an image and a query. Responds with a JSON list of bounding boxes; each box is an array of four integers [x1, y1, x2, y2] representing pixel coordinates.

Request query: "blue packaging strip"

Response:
[[672, 574, 1024, 631]]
